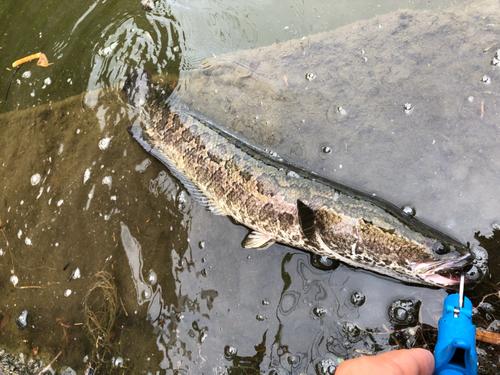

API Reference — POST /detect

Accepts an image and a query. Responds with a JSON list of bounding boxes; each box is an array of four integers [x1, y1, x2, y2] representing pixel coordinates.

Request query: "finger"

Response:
[[336, 348, 435, 375]]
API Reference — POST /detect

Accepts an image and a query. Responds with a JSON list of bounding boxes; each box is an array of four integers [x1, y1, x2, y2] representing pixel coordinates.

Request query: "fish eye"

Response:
[[432, 242, 449, 255]]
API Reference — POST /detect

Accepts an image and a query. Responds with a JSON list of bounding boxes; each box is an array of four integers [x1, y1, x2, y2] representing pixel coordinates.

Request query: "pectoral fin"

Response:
[[242, 231, 275, 249], [297, 199, 316, 241]]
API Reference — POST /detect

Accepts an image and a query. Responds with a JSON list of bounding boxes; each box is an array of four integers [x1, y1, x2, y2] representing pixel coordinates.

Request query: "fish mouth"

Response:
[[412, 252, 475, 288]]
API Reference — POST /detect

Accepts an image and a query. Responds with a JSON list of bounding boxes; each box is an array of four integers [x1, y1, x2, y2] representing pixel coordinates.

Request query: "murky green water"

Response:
[[0, 0, 466, 112], [1, 0, 499, 374]]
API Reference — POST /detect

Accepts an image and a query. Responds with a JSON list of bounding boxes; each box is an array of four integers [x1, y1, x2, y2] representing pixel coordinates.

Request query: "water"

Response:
[[0, 0, 466, 112], [1, 0, 499, 373]]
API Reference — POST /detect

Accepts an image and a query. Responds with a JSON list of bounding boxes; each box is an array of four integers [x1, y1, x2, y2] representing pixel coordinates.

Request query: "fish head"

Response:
[[354, 218, 486, 289], [355, 217, 487, 289], [305, 203, 487, 289], [411, 240, 488, 289]]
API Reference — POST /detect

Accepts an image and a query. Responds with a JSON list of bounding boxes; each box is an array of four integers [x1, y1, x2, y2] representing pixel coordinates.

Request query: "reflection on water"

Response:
[[1, 0, 500, 373], [266, 254, 444, 374], [121, 223, 153, 305]]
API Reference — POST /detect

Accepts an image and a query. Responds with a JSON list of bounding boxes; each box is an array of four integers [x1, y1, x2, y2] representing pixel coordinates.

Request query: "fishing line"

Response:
[[3, 66, 21, 104]]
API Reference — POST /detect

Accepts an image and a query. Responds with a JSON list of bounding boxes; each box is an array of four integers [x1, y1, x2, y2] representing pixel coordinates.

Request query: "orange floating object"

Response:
[[36, 53, 53, 67], [12, 52, 53, 68]]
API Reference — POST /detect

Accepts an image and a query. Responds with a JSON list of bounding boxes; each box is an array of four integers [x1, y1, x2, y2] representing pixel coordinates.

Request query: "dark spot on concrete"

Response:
[[256, 180, 266, 195], [207, 151, 223, 165], [182, 129, 195, 142], [240, 169, 252, 182], [171, 114, 183, 133]]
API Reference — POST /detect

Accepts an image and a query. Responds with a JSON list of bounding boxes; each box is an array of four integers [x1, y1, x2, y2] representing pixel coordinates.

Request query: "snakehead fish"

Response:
[[124, 70, 478, 289]]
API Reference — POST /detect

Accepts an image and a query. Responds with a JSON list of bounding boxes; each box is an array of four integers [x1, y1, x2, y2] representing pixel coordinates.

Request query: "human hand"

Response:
[[335, 348, 434, 375]]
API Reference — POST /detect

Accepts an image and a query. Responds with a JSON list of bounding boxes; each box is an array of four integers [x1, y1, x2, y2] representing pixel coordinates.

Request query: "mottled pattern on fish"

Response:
[[129, 91, 474, 288]]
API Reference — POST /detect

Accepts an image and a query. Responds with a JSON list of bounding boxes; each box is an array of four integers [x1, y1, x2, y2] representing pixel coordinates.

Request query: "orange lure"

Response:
[[12, 52, 53, 68]]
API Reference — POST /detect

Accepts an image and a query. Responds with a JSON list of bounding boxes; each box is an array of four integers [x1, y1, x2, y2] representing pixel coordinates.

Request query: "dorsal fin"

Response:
[[297, 200, 316, 241]]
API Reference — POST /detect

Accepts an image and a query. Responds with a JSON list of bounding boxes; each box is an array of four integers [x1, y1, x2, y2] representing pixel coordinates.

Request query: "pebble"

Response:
[[0, 349, 43, 374]]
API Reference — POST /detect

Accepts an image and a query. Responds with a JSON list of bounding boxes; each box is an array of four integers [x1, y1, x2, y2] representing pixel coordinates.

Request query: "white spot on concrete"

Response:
[[10, 275, 18, 286], [102, 176, 112, 189], [72, 268, 81, 279], [31, 173, 41, 186], [36, 187, 44, 199], [83, 168, 91, 184], [98, 136, 112, 150], [85, 185, 96, 210]]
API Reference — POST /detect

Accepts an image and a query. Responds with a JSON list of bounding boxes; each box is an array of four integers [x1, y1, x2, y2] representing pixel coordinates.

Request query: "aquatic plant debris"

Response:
[[476, 328, 500, 345], [84, 270, 120, 372], [12, 52, 53, 68]]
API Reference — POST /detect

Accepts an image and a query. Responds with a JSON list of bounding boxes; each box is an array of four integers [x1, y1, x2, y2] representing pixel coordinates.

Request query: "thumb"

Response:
[[336, 348, 435, 375]]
